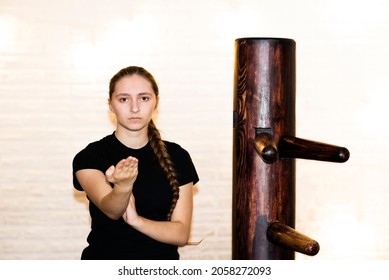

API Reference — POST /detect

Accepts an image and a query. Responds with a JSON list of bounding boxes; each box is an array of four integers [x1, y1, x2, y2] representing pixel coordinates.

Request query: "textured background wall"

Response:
[[0, 0, 388, 260]]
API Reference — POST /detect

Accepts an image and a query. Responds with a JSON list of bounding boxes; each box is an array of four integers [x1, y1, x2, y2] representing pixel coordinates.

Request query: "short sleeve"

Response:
[[72, 144, 106, 191], [167, 143, 199, 187]]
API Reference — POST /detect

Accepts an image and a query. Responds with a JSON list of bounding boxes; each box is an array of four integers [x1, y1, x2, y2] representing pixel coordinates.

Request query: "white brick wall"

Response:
[[1, 0, 389, 260]]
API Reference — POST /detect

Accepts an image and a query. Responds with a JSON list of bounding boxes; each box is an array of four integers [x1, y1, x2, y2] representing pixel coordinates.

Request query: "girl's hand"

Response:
[[105, 156, 138, 190], [122, 194, 140, 226]]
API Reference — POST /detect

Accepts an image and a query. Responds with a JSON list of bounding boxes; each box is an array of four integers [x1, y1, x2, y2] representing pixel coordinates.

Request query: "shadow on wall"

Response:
[[73, 189, 88, 210]]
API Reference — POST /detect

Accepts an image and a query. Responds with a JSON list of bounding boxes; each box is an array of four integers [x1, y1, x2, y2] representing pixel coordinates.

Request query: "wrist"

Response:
[[112, 183, 133, 194], [129, 215, 143, 229], [113, 183, 133, 193]]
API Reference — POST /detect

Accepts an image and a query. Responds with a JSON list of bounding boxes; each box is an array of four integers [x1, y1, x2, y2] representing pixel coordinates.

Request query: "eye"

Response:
[[119, 97, 129, 103], [139, 96, 150, 102]]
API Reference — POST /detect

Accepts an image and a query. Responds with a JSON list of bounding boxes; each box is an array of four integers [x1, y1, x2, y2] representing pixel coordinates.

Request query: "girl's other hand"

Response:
[[122, 194, 140, 226]]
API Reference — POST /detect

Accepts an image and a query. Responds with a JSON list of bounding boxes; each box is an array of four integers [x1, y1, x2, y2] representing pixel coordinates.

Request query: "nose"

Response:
[[130, 99, 139, 113]]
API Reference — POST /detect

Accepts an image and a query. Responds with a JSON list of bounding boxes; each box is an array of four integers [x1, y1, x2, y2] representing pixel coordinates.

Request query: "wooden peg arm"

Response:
[[267, 222, 320, 256], [279, 135, 350, 162], [254, 133, 279, 164]]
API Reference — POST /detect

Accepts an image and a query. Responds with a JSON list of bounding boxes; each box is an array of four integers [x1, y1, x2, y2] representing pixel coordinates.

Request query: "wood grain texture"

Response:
[[279, 136, 350, 162], [232, 38, 296, 259], [232, 38, 350, 260], [267, 222, 320, 256]]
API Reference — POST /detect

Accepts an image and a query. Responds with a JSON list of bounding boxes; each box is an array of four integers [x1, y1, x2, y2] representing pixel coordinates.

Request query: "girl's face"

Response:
[[109, 74, 158, 134]]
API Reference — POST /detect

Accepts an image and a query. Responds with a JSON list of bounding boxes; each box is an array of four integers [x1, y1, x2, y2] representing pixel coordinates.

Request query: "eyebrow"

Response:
[[115, 92, 152, 97]]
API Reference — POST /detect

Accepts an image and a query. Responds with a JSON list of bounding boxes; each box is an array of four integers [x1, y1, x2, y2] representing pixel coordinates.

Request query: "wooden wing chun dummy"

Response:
[[232, 38, 350, 259]]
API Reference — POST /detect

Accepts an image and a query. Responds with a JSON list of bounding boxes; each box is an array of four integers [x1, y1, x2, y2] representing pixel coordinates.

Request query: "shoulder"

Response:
[[85, 134, 116, 150], [72, 134, 116, 169], [163, 141, 191, 158], [75, 134, 115, 156], [164, 140, 184, 151], [163, 140, 199, 185]]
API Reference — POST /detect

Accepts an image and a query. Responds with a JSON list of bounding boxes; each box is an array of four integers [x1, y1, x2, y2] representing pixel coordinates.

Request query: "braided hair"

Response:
[[109, 66, 180, 220]]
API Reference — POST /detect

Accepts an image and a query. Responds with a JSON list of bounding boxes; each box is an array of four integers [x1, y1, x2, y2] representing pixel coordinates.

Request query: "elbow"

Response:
[[177, 231, 191, 247], [105, 213, 122, 220], [177, 239, 189, 247], [102, 209, 125, 220], [177, 240, 188, 247], [109, 214, 124, 220]]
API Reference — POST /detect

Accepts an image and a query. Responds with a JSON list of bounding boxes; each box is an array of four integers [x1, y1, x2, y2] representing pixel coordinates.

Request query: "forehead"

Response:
[[114, 75, 154, 94]]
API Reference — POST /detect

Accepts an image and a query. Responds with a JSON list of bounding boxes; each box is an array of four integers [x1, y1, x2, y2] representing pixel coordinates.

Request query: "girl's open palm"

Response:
[[105, 156, 139, 189]]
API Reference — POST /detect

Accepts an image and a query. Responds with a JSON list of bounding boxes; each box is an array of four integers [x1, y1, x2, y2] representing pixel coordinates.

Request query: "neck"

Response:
[[114, 127, 149, 149]]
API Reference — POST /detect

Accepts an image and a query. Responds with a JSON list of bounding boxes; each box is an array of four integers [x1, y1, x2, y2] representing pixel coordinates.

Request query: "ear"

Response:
[[155, 95, 159, 109], [108, 99, 114, 111]]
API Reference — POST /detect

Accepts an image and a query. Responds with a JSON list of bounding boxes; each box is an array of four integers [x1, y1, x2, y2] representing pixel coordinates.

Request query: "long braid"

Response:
[[148, 121, 180, 221]]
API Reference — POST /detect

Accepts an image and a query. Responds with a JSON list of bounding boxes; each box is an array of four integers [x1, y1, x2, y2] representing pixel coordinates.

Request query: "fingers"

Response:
[[122, 194, 138, 225], [129, 193, 136, 205], [116, 156, 138, 172], [105, 165, 115, 176], [124, 156, 138, 172], [106, 156, 139, 186], [105, 165, 115, 183]]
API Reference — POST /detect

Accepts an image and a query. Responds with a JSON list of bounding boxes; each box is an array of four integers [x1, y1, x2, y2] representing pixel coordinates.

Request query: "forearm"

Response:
[[123, 183, 194, 246], [131, 217, 191, 246], [96, 156, 138, 220], [99, 186, 132, 220]]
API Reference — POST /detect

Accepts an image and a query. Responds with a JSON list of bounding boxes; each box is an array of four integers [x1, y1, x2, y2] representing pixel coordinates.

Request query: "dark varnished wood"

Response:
[[279, 136, 350, 162], [254, 133, 279, 164], [267, 222, 320, 256], [233, 38, 296, 259], [232, 38, 349, 260]]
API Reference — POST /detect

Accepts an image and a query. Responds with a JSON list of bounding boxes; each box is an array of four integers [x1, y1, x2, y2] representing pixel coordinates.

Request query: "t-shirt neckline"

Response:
[[111, 132, 150, 152]]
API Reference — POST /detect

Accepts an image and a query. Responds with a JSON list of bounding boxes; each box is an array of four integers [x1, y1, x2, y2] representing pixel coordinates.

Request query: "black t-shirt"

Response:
[[72, 133, 199, 260]]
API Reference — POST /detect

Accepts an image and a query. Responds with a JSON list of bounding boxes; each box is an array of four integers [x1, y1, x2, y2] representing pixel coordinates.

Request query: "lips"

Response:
[[128, 117, 142, 122]]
